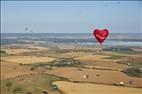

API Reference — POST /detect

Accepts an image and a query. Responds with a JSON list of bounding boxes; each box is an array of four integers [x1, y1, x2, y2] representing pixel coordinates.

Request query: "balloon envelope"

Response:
[[25, 27, 28, 31], [93, 29, 109, 44]]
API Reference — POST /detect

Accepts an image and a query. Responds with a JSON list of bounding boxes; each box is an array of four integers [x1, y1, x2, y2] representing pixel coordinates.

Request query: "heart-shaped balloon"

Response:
[[93, 29, 109, 44]]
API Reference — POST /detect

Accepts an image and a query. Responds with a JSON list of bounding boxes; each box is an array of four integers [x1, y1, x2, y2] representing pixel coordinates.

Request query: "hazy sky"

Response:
[[1, 1, 142, 33]]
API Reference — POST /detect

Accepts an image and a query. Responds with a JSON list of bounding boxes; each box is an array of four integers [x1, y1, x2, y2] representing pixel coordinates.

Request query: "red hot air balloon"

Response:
[[93, 29, 109, 44]]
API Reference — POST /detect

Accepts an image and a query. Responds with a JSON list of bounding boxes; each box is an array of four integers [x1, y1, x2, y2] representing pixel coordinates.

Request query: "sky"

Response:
[[1, 1, 142, 33]]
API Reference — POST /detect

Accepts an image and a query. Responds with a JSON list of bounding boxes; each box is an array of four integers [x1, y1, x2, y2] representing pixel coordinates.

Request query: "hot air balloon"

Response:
[[93, 29, 109, 45], [25, 27, 28, 31]]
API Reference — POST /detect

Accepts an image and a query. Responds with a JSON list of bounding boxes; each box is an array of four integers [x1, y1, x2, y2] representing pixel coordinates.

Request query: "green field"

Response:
[[1, 74, 68, 94]]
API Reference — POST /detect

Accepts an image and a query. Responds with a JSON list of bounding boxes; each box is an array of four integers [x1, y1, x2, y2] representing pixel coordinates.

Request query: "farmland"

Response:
[[54, 81, 142, 94], [1, 33, 142, 94]]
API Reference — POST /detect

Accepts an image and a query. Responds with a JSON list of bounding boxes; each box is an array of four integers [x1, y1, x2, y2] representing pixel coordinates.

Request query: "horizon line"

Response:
[[1, 32, 141, 34]]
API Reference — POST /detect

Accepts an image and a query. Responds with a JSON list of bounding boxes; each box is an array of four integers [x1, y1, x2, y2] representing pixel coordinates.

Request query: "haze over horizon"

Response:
[[1, 1, 142, 33]]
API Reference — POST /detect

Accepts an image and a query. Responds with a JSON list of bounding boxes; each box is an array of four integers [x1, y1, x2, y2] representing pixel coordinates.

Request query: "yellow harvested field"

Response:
[[1, 61, 36, 80], [46, 67, 142, 87], [61, 52, 90, 58], [75, 54, 113, 61], [2, 56, 55, 64], [82, 61, 128, 70], [6, 49, 35, 54], [5, 46, 49, 54], [54, 81, 142, 94]]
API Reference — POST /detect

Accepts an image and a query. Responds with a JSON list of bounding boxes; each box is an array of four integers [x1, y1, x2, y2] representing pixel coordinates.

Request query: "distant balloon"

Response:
[[25, 27, 28, 31], [93, 29, 109, 45]]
